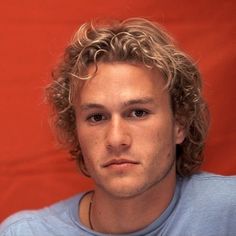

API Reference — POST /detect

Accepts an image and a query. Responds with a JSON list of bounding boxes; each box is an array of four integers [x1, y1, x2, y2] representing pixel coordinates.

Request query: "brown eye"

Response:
[[129, 109, 149, 118], [134, 110, 145, 117], [87, 113, 105, 123]]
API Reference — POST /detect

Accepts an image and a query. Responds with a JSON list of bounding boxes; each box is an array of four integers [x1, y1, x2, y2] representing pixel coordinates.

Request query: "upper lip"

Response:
[[102, 159, 139, 168]]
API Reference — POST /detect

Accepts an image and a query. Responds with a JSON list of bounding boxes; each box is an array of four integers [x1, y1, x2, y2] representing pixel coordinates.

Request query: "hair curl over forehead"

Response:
[[46, 18, 209, 177]]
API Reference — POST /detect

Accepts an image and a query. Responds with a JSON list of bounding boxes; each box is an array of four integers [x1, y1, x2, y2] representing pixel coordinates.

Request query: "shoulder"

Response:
[[0, 194, 83, 236], [171, 172, 236, 234], [182, 172, 236, 192], [178, 172, 236, 218], [0, 211, 40, 236], [180, 172, 236, 200]]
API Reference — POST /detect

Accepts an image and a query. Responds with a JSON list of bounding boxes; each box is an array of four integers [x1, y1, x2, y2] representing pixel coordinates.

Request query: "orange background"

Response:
[[0, 0, 235, 222]]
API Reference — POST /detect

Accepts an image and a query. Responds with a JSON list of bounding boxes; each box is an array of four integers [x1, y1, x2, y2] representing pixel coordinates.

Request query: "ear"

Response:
[[174, 122, 186, 144]]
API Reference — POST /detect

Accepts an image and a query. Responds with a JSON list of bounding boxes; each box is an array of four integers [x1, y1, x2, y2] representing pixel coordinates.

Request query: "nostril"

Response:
[[107, 142, 131, 151], [105, 119, 132, 150]]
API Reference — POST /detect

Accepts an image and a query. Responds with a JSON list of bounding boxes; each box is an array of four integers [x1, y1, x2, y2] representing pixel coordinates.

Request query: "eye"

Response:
[[129, 109, 149, 118], [87, 113, 106, 123]]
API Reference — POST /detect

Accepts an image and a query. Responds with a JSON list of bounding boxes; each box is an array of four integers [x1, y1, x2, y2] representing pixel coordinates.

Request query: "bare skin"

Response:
[[76, 62, 185, 234]]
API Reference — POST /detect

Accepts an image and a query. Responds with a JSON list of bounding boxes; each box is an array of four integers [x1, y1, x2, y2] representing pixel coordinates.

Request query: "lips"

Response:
[[102, 159, 139, 168]]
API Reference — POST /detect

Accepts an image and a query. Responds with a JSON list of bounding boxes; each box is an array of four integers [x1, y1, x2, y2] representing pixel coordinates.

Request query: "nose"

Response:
[[105, 116, 131, 154]]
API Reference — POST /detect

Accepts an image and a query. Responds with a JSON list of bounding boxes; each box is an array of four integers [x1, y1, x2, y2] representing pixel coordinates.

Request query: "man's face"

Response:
[[75, 62, 185, 198]]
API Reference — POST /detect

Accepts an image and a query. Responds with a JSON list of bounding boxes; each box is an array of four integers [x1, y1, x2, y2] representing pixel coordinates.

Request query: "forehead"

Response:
[[76, 62, 168, 104]]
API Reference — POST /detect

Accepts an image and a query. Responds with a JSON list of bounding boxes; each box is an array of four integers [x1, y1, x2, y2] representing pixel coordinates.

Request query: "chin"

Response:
[[99, 180, 153, 199]]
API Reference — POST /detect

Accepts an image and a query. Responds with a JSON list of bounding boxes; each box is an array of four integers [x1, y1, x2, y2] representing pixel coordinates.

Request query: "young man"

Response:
[[1, 18, 236, 235]]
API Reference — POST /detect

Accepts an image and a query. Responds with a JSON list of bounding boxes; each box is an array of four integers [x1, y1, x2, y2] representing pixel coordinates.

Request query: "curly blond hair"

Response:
[[46, 18, 209, 177]]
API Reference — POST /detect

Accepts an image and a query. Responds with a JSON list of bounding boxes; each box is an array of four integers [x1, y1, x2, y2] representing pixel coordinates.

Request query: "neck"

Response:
[[89, 171, 176, 234]]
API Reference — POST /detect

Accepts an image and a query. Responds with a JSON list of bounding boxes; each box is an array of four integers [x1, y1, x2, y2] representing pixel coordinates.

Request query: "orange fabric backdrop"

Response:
[[0, 0, 235, 221]]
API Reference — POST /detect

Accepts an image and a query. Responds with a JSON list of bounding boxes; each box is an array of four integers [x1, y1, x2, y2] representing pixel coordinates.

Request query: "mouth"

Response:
[[102, 159, 139, 168]]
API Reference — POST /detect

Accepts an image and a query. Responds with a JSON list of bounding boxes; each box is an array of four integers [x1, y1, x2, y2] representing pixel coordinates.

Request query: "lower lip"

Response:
[[106, 163, 138, 171]]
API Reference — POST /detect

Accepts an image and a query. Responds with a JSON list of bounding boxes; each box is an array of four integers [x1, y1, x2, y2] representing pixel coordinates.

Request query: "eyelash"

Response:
[[86, 113, 107, 123], [86, 109, 150, 124], [127, 109, 150, 118]]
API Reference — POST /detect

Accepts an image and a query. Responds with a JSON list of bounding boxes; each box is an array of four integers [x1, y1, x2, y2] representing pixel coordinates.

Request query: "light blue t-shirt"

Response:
[[1, 172, 236, 236]]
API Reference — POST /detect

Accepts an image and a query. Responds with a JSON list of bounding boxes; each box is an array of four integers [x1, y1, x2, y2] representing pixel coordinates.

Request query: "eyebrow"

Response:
[[79, 97, 155, 111], [123, 97, 155, 106], [79, 103, 105, 111]]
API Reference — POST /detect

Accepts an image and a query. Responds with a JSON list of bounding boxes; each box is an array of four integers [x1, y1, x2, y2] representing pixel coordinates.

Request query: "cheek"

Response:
[[77, 126, 103, 158], [137, 123, 175, 156], [78, 131, 102, 174], [135, 120, 172, 143], [79, 133, 100, 154]]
